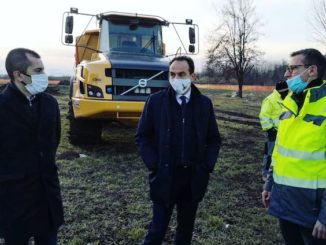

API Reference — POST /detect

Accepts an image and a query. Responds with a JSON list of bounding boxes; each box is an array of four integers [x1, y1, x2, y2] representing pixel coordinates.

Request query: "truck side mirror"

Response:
[[189, 45, 195, 53], [65, 35, 73, 44], [65, 16, 74, 34], [189, 27, 195, 44]]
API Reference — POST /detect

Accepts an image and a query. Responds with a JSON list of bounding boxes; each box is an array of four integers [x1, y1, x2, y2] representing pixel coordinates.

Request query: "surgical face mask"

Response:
[[286, 67, 311, 94], [24, 74, 49, 95], [169, 78, 191, 95]]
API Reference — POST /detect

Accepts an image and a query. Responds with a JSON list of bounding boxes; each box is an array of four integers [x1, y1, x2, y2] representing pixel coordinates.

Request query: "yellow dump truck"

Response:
[[62, 8, 198, 144]]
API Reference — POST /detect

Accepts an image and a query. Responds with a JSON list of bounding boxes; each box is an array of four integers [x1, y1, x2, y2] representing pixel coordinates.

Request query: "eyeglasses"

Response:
[[286, 65, 305, 73], [286, 64, 312, 73]]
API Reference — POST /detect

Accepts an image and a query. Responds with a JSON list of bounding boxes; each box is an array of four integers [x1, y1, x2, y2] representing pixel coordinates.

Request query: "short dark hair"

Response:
[[291, 48, 326, 79], [5, 48, 41, 80], [169, 56, 195, 74]]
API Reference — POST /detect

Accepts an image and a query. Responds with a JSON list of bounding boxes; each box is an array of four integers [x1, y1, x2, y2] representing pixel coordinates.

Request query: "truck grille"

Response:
[[108, 68, 169, 101]]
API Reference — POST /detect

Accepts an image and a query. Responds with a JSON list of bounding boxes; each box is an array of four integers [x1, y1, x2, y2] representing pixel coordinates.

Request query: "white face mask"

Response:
[[169, 78, 191, 95], [25, 74, 49, 95]]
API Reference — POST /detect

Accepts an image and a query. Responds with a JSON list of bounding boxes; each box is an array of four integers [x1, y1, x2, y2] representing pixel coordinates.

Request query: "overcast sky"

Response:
[[0, 0, 324, 76]]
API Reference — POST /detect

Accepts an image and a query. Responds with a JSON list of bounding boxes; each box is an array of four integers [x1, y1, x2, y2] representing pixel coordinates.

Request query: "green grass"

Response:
[[54, 86, 282, 244]]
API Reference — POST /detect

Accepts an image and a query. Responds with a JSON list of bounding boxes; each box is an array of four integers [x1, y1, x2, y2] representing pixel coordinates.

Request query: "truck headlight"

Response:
[[87, 84, 103, 98]]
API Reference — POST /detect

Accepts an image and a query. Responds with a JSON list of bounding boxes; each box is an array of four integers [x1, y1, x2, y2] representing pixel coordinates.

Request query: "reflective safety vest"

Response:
[[259, 90, 283, 131], [273, 81, 326, 189]]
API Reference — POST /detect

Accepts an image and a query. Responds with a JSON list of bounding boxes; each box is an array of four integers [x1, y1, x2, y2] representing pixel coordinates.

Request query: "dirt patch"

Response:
[[215, 109, 260, 126], [216, 109, 258, 120]]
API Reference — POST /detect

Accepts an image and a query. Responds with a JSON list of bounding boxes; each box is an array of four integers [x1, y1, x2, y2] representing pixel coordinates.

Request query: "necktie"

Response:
[[180, 95, 187, 106], [180, 95, 187, 115]]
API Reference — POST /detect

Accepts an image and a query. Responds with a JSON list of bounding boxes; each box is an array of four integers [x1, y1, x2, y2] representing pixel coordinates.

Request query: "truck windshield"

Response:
[[107, 21, 163, 56]]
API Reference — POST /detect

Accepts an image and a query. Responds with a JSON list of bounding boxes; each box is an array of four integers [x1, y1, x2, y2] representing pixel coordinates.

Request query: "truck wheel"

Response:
[[67, 102, 102, 145]]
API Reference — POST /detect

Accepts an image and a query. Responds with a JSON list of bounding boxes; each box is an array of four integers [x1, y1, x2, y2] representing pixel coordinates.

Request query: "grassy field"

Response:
[[50, 86, 283, 244]]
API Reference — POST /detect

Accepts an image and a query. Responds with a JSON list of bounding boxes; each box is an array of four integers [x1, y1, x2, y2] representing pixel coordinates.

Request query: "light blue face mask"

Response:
[[25, 74, 49, 95], [286, 67, 311, 94], [169, 78, 191, 95], [286, 75, 308, 94]]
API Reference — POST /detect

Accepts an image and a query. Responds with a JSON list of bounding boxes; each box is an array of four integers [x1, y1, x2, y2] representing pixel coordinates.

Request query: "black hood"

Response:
[[106, 53, 169, 71]]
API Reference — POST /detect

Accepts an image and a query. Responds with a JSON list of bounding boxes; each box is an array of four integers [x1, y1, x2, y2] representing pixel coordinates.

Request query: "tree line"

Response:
[[203, 0, 326, 98], [200, 60, 287, 86]]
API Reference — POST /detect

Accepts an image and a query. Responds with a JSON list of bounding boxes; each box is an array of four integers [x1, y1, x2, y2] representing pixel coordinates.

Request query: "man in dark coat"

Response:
[[136, 56, 221, 245], [0, 48, 64, 244]]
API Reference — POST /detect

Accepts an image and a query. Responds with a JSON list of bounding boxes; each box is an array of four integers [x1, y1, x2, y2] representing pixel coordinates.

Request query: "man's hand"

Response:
[[312, 220, 326, 239], [261, 190, 271, 208]]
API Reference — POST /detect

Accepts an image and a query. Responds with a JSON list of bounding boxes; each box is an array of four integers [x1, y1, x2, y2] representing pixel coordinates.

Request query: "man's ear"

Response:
[[12, 71, 21, 81], [191, 73, 196, 81], [311, 65, 318, 77]]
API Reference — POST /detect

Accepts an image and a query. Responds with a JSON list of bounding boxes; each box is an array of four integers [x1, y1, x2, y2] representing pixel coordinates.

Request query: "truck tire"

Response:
[[67, 101, 102, 145]]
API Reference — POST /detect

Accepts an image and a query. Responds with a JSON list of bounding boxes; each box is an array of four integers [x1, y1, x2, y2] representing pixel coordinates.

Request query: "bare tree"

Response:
[[206, 0, 263, 98], [310, 0, 326, 45]]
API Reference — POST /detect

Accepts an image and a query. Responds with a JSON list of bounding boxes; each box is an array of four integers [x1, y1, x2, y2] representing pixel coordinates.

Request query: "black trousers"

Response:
[[261, 133, 275, 177], [279, 219, 326, 245], [144, 167, 199, 245]]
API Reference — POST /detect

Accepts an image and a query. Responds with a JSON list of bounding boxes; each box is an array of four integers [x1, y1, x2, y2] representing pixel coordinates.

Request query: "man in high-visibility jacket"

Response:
[[259, 80, 288, 180], [262, 48, 326, 244]]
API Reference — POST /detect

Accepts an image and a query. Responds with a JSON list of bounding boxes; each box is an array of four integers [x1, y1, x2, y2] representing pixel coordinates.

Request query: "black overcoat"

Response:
[[0, 83, 64, 237], [135, 85, 221, 204]]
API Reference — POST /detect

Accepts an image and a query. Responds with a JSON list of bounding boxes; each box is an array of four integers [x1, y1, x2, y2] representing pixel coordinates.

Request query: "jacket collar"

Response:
[[162, 83, 203, 136], [6, 81, 39, 104], [284, 78, 324, 116], [306, 78, 323, 89]]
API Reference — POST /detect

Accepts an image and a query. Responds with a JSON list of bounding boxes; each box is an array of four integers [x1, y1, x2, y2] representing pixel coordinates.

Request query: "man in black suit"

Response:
[[0, 48, 64, 245], [136, 56, 221, 245]]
